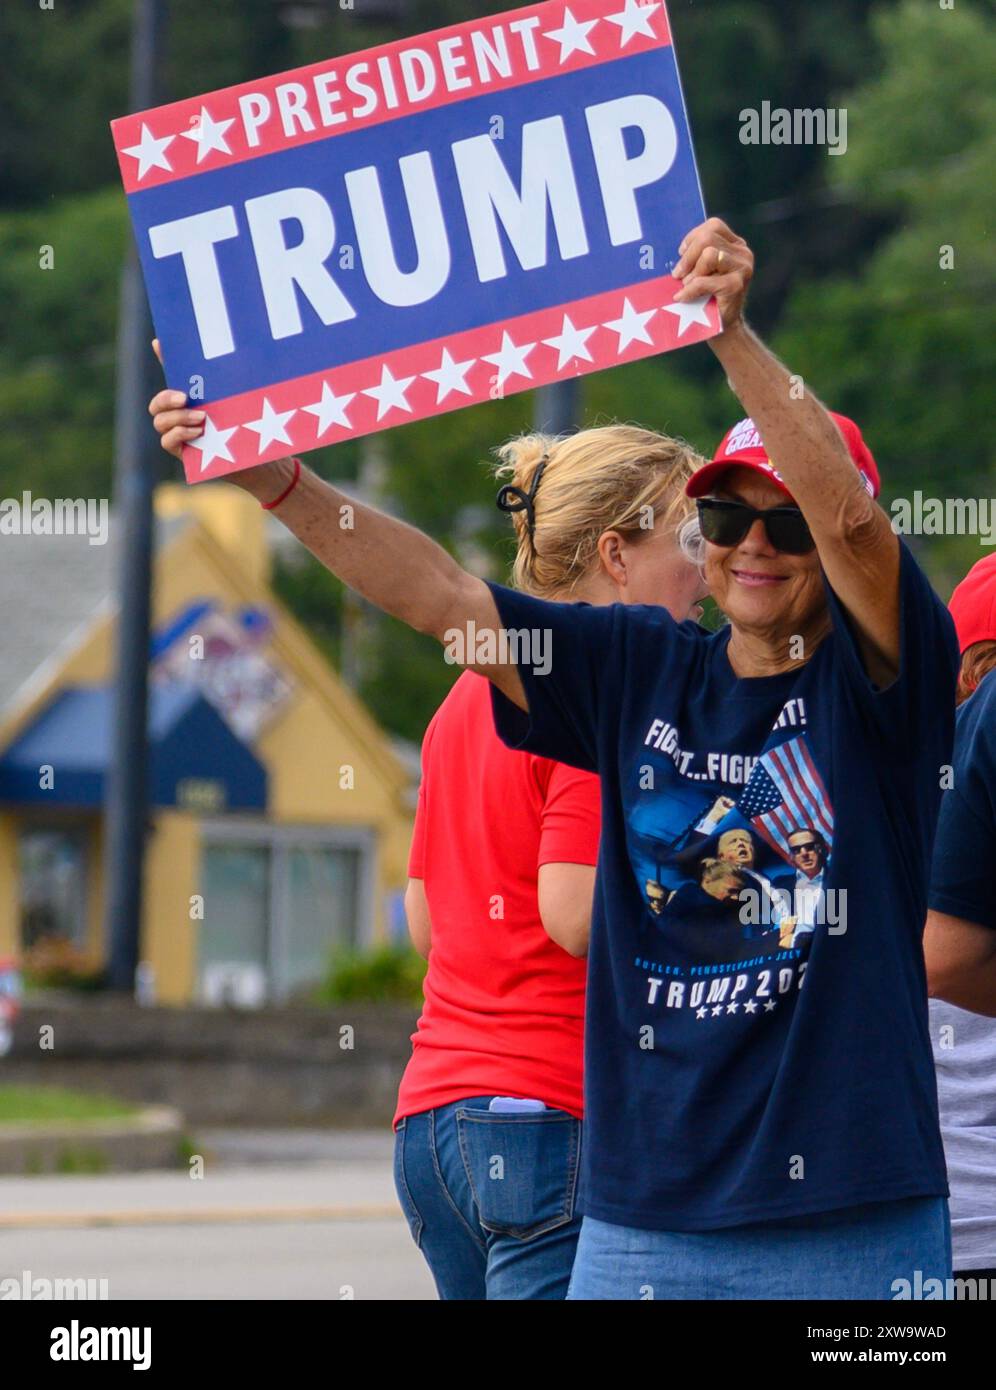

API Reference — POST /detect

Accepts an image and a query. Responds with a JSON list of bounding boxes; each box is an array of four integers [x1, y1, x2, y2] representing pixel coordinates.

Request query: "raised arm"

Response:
[[149, 376, 526, 710], [673, 220, 901, 687]]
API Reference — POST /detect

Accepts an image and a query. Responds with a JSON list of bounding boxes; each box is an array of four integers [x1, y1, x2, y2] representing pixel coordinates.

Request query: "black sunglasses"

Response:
[[789, 840, 820, 855], [696, 498, 815, 556]]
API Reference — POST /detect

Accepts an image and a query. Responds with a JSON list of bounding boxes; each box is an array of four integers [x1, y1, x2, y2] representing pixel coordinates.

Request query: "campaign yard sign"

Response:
[[111, 0, 718, 484]]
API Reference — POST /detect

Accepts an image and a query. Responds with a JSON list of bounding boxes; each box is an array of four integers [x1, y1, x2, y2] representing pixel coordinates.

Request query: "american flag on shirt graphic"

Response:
[[735, 738, 834, 863]]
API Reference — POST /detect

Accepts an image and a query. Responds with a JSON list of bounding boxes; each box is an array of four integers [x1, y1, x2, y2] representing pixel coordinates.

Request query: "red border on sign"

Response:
[[183, 272, 719, 483]]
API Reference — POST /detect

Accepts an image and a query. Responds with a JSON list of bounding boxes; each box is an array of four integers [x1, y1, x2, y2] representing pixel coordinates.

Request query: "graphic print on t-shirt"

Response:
[[625, 698, 834, 970]]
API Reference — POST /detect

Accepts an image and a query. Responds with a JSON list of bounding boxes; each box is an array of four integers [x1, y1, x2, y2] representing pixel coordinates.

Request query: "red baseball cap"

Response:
[[948, 554, 996, 654], [686, 413, 881, 501]]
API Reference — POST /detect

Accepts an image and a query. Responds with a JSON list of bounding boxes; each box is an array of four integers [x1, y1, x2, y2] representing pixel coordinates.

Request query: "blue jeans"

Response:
[[567, 1197, 952, 1300], [394, 1097, 582, 1300]]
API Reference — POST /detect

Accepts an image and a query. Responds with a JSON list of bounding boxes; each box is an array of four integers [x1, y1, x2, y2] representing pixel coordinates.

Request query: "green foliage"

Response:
[[54, 1148, 110, 1174], [0, 0, 133, 205], [176, 1134, 201, 1167], [670, 0, 884, 319], [772, 0, 996, 594], [0, 1085, 136, 1124], [360, 614, 462, 743], [0, 188, 126, 499], [272, 551, 347, 670], [316, 945, 427, 1005]]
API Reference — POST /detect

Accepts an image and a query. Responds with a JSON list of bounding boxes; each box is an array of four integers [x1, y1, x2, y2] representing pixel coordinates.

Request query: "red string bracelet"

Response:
[[260, 457, 301, 511]]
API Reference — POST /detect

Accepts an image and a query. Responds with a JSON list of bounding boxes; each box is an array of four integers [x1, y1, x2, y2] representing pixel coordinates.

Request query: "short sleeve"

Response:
[[929, 676, 996, 931], [824, 540, 959, 743], [486, 582, 620, 772], [536, 761, 602, 868]]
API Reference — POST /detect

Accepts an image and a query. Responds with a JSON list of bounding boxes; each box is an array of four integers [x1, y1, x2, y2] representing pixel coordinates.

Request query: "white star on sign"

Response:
[[604, 297, 657, 352], [764, 999, 777, 1012], [544, 7, 599, 62], [543, 314, 597, 370], [422, 348, 476, 404], [743, 999, 758, 1014], [711, 1005, 723, 1017], [483, 332, 537, 389], [188, 416, 237, 472], [244, 398, 296, 454], [301, 381, 356, 437], [363, 364, 416, 421], [727, 1001, 739, 1014], [662, 294, 714, 337], [180, 105, 235, 163], [121, 122, 175, 179], [606, 0, 660, 46], [696, 1007, 707, 1020]]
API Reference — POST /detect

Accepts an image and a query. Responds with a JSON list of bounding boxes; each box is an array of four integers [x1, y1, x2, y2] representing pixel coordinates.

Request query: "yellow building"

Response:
[[0, 486, 415, 1004]]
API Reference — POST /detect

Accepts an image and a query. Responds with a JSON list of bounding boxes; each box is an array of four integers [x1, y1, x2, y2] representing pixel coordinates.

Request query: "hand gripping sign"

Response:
[[111, 0, 719, 484]]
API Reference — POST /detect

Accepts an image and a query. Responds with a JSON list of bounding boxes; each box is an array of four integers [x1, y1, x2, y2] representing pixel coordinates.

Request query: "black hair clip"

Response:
[[496, 454, 549, 541]]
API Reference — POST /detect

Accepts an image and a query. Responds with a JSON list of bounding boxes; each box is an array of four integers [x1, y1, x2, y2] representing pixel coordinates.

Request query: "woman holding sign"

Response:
[[395, 427, 704, 1300], [151, 218, 958, 1299]]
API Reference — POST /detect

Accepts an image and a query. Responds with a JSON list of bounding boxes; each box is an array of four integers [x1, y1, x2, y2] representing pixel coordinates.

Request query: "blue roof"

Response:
[[0, 685, 267, 810]]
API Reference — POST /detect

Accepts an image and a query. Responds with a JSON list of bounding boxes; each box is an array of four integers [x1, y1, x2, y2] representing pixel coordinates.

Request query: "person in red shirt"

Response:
[[392, 424, 706, 1299]]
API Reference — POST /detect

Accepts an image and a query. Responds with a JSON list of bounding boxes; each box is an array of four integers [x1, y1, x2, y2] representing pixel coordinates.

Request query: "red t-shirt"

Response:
[[394, 671, 601, 1124]]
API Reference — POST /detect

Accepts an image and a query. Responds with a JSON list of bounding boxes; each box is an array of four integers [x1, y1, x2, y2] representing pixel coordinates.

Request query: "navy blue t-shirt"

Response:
[[488, 542, 959, 1231], [930, 669, 996, 930]]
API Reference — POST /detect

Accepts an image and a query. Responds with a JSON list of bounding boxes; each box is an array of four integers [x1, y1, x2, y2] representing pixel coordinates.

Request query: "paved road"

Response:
[[0, 1130, 436, 1300]]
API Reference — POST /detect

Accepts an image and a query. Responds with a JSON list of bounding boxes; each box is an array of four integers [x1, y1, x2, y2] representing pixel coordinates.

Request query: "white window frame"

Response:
[[197, 820, 377, 1001]]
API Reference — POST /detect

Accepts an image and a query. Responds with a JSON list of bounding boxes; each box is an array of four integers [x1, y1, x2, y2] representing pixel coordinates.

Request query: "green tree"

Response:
[[0, 189, 127, 500], [772, 0, 996, 593]]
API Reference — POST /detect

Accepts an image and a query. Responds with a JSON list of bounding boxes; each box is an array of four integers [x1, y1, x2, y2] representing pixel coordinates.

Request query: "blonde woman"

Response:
[[394, 427, 704, 1298]]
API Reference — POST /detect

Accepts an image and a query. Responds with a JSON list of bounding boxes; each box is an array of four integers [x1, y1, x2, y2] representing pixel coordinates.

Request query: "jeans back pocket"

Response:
[[455, 1107, 580, 1241]]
